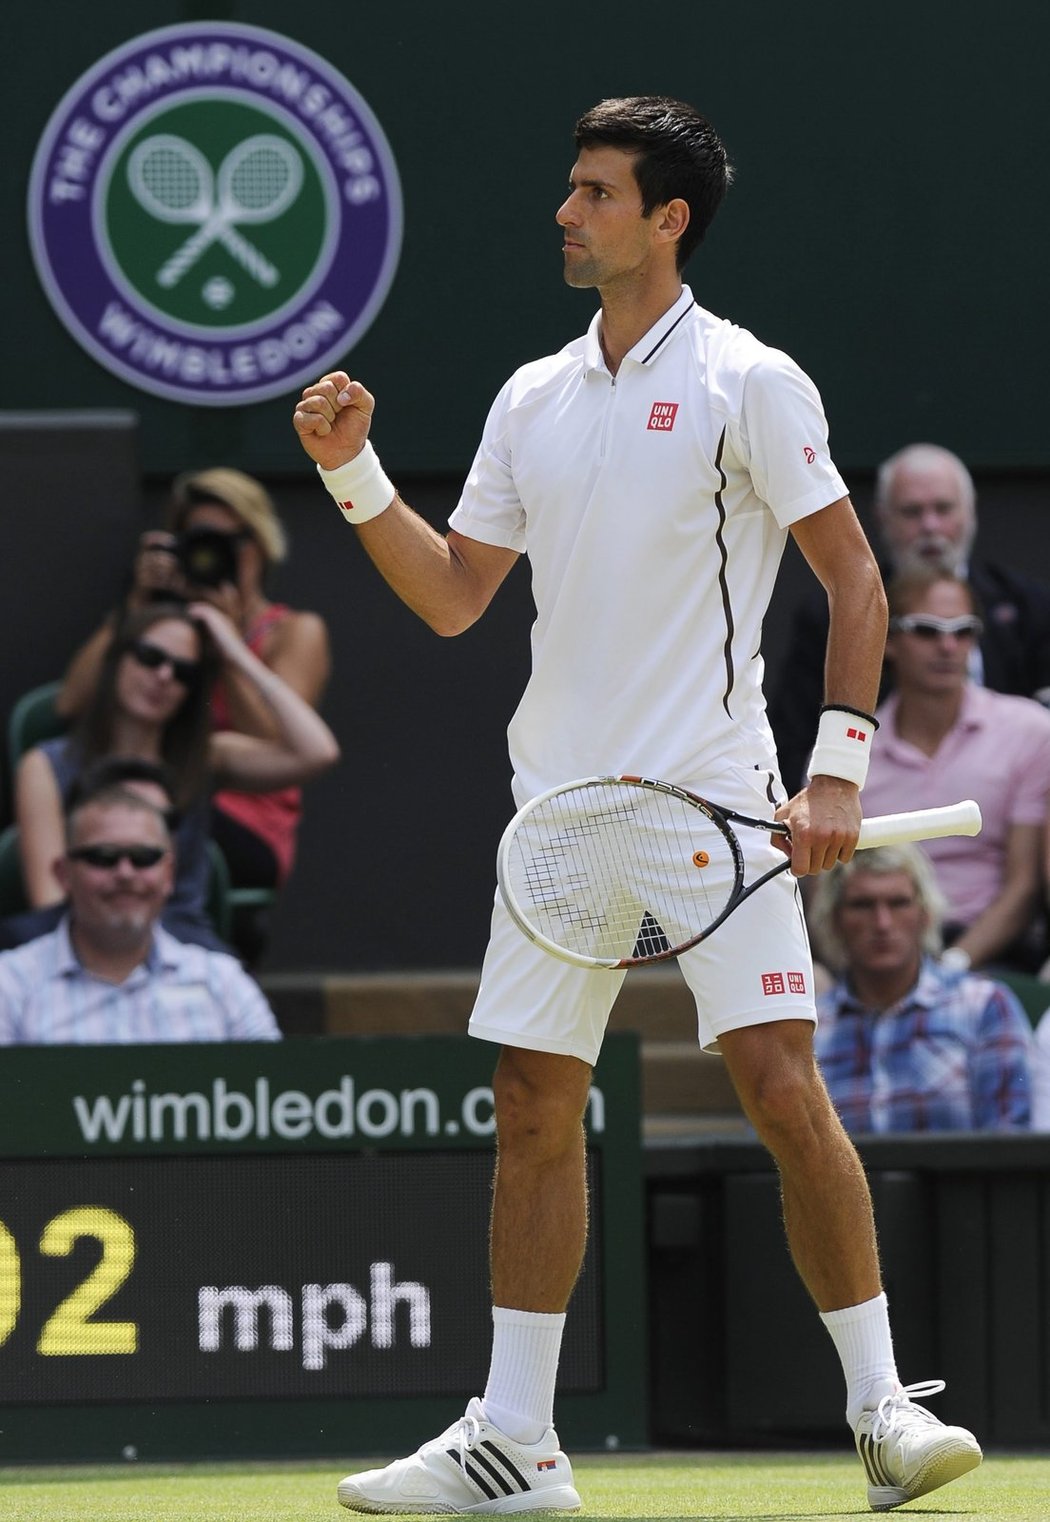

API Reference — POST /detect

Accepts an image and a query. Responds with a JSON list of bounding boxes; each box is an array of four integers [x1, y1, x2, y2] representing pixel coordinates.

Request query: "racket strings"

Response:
[[228, 147, 294, 212], [506, 782, 738, 962], [140, 148, 204, 211]]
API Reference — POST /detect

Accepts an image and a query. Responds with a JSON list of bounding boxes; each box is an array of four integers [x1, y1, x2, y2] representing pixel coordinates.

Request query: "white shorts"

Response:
[[469, 765, 817, 1065]]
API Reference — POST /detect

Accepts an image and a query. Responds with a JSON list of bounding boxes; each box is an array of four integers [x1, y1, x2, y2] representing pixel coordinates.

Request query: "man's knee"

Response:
[[493, 1046, 592, 1160], [721, 1020, 832, 1137]]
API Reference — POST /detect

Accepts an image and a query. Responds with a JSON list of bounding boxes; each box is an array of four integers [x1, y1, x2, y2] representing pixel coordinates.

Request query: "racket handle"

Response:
[[857, 799, 982, 849]]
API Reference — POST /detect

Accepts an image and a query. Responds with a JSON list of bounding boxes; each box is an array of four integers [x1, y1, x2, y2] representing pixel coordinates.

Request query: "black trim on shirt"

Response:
[[641, 300, 695, 364], [712, 426, 736, 716]]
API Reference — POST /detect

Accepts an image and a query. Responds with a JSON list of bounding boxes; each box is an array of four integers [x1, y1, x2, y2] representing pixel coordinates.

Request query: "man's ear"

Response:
[[655, 196, 690, 249], [53, 851, 71, 898]]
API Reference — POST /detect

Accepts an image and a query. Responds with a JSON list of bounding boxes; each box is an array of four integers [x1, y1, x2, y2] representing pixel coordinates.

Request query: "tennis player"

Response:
[[294, 96, 981, 1514]]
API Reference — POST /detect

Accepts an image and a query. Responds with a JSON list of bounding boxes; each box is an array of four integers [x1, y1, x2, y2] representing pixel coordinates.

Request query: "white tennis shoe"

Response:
[[854, 1379, 982, 1511], [337, 1397, 581, 1514]]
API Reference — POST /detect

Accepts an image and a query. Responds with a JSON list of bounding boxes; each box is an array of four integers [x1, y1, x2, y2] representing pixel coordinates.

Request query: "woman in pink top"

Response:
[[861, 568, 1050, 973]]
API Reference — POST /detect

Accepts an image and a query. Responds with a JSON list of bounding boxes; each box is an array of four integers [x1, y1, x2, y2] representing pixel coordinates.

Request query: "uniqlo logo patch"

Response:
[[846, 727, 867, 742], [761, 972, 786, 996], [787, 971, 807, 994], [647, 401, 679, 431]]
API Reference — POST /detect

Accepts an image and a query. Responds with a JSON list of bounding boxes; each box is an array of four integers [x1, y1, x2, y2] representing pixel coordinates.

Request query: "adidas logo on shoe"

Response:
[[854, 1379, 982, 1512], [338, 1397, 581, 1514]]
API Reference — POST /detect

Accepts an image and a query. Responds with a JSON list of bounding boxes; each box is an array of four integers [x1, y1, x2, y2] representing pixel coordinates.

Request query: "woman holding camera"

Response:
[[20, 600, 339, 948], [57, 468, 332, 896]]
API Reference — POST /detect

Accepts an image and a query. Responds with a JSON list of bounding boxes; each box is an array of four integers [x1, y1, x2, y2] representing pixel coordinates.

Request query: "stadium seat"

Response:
[[7, 679, 66, 773], [0, 824, 28, 917], [205, 839, 234, 941], [203, 842, 275, 954]]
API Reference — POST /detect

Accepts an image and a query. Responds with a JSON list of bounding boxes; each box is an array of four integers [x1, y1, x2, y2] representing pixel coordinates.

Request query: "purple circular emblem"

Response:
[[28, 22, 403, 406]]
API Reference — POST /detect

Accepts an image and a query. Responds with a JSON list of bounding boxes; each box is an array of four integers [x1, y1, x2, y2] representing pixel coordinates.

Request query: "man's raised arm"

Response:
[[293, 371, 518, 636]]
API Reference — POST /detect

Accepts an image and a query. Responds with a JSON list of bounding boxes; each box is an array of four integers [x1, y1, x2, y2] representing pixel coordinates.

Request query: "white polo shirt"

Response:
[[449, 285, 847, 804]]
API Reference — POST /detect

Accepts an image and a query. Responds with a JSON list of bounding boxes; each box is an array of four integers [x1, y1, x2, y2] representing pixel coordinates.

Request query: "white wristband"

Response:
[[807, 706, 876, 789], [317, 443, 395, 524], [940, 945, 971, 973]]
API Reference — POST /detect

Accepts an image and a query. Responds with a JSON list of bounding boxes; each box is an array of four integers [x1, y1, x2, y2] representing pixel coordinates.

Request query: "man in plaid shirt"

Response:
[[809, 843, 1033, 1131]]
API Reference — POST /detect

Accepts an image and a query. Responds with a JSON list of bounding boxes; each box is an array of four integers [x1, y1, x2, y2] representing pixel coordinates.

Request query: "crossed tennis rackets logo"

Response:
[[127, 132, 304, 290]]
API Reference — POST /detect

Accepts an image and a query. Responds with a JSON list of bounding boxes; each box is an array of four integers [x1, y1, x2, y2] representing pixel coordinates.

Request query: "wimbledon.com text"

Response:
[[72, 1076, 606, 1145]]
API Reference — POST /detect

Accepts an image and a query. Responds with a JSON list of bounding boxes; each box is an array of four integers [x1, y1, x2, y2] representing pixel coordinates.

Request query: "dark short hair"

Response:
[[67, 756, 181, 831], [574, 96, 733, 268], [68, 756, 175, 808]]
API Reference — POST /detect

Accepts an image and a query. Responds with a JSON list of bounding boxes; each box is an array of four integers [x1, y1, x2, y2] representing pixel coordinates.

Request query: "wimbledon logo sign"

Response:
[[27, 22, 402, 406]]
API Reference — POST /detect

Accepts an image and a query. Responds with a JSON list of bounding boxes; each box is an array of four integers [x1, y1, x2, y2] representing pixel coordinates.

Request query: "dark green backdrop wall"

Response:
[[5, 2, 1050, 972], [9, 0, 1050, 472]]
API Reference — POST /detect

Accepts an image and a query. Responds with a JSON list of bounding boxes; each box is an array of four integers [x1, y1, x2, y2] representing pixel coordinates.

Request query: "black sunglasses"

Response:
[[128, 639, 201, 685], [68, 844, 168, 870], [889, 614, 983, 641]]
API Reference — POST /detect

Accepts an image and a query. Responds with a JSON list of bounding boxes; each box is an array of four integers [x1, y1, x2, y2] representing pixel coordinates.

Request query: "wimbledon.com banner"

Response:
[[0, 1034, 636, 1159]]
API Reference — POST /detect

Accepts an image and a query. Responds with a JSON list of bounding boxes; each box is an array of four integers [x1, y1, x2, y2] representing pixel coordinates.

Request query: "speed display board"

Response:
[[0, 1034, 642, 1460], [0, 1151, 603, 1404]]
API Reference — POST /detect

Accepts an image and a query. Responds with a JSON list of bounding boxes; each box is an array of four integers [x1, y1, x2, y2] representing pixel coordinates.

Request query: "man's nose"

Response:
[[556, 192, 580, 227]]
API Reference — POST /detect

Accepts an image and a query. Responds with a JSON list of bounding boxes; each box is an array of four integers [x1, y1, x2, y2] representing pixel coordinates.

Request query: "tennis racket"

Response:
[[127, 133, 303, 290], [497, 774, 982, 969]]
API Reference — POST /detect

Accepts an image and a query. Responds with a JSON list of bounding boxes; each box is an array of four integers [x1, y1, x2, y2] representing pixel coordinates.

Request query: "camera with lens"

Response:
[[174, 526, 245, 589]]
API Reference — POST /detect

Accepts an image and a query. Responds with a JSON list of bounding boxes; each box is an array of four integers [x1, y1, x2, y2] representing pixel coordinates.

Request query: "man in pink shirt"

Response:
[[862, 568, 1050, 972]]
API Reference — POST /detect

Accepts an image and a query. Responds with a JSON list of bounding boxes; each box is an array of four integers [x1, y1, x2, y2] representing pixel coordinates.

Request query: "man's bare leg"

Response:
[[490, 1045, 594, 1310], [718, 1017, 983, 1507], [334, 1043, 589, 1511], [719, 1017, 880, 1310], [473, 1046, 594, 1446]]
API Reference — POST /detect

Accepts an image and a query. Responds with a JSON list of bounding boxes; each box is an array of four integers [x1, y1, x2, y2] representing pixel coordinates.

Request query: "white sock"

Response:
[[481, 1306, 566, 1444], [819, 1291, 900, 1429]]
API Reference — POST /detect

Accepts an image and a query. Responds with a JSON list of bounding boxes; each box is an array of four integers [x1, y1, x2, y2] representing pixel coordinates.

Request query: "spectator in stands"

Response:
[[861, 568, 1050, 973], [769, 443, 1050, 793], [57, 467, 332, 895], [0, 784, 280, 1043], [0, 756, 207, 950], [16, 601, 339, 956], [809, 844, 1033, 1132]]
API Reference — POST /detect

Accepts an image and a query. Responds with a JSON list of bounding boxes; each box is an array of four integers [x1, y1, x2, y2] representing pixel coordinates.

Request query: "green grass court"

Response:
[[2, 1451, 1047, 1521]]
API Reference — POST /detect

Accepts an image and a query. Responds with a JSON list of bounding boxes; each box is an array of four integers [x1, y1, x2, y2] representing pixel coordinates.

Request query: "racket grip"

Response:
[[857, 799, 982, 849]]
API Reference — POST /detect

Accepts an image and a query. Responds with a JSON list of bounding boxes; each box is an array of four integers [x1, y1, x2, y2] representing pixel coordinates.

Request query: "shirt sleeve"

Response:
[[1031, 1005, 1050, 1129], [447, 377, 527, 551], [734, 350, 849, 529], [0, 961, 20, 1044], [220, 966, 282, 1041], [971, 983, 1034, 1129], [1005, 706, 1050, 826]]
